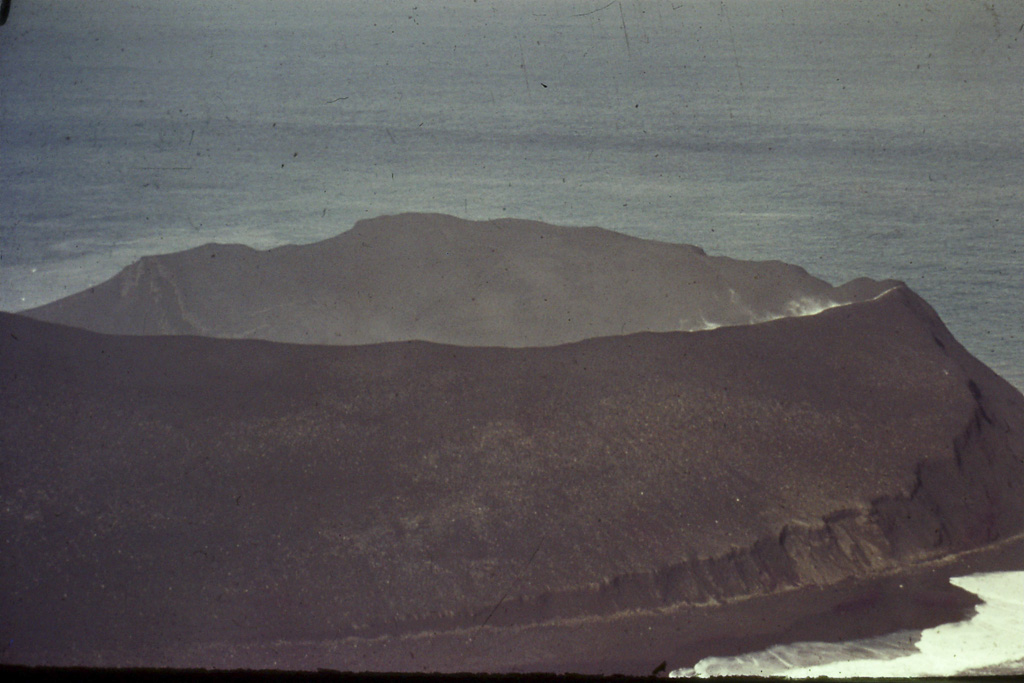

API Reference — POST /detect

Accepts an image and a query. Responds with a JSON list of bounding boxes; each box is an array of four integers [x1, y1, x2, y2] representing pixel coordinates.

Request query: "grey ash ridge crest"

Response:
[[2, 213, 1022, 674]]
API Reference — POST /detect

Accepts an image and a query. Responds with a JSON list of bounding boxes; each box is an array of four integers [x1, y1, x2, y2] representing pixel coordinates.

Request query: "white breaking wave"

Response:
[[781, 296, 843, 318], [670, 570, 1024, 678], [686, 287, 902, 332], [686, 295, 841, 332]]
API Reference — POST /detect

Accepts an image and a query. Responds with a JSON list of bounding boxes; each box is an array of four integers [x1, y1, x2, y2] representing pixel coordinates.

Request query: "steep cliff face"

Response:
[[22, 213, 898, 346], [2, 281, 1021, 670]]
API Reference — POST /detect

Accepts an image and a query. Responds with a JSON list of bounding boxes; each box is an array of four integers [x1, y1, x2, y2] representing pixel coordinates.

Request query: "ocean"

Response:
[[2, 0, 1021, 388], [1, 0, 1022, 674]]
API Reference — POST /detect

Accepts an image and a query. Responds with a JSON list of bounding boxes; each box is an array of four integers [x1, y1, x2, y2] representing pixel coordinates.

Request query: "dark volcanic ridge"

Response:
[[2, 271, 1023, 672], [22, 213, 898, 346]]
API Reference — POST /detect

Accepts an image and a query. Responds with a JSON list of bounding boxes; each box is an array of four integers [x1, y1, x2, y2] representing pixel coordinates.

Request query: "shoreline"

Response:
[[106, 535, 1019, 676], [674, 568, 1024, 678], [4, 537, 1017, 676]]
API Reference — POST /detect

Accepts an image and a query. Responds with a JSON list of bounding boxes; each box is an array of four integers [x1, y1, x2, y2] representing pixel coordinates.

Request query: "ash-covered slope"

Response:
[[22, 213, 895, 346], [2, 285, 1021, 672]]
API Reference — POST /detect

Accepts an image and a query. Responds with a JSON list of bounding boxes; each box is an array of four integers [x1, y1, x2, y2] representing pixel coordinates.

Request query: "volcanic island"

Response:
[[2, 214, 1022, 675]]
